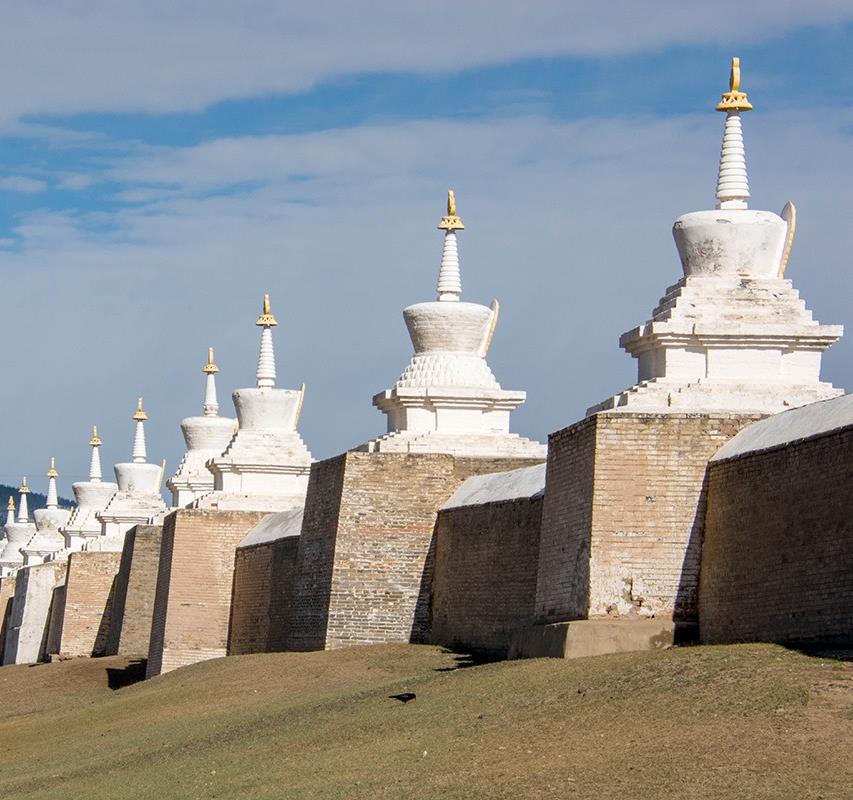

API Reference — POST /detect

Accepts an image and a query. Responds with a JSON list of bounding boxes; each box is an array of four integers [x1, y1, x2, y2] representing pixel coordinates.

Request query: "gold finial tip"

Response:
[[19, 477, 30, 493], [202, 346, 220, 374], [133, 396, 148, 421], [89, 425, 102, 446], [716, 55, 752, 111], [7, 496, 14, 510], [256, 292, 278, 327], [437, 188, 464, 231], [47, 457, 58, 478]]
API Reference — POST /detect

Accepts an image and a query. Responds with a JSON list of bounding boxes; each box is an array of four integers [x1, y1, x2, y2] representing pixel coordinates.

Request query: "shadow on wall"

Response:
[[93, 576, 119, 657], [674, 465, 710, 645], [413, 521, 438, 644]]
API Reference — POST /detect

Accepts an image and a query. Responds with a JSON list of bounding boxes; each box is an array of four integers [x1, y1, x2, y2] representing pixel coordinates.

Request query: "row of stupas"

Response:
[[0, 58, 842, 578]]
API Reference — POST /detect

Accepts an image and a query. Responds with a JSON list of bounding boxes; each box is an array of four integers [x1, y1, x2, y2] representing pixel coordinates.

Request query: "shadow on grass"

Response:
[[433, 648, 504, 672], [784, 644, 853, 663], [106, 658, 147, 690]]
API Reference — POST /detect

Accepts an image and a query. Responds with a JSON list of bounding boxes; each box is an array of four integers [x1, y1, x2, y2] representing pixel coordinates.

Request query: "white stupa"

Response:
[[167, 348, 237, 508], [0, 479, 37, 575], [589, 58, 843, 416], [363, 191, 544, 457], [199, 294, 312, 512], [21, 458, 71, 566], [60, 426, 119, 552], [94, 398, 167, 551]]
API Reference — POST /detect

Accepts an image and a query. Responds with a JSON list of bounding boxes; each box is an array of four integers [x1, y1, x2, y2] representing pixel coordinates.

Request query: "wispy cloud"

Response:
[[0, 175, 47, 193]]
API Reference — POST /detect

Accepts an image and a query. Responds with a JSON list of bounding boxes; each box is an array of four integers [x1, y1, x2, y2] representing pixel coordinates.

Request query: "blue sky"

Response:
[[1, 2, 852, 495]]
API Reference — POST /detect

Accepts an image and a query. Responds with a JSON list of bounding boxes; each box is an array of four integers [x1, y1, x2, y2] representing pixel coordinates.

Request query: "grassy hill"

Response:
[[0, 643, 850, 799]]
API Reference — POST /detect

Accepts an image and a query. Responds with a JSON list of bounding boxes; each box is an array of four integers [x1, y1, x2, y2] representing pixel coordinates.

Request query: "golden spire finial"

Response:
[[438, 189, 465, 231], [133, 396, 148, 422], [256, 293, 278, 327], [89, 425, 102, 446], [47, 456, 58, 478], [716, 56, 753, 112], [202, 346, 220, 374], [19, 476, 30, 493], [7, 496, 14, 511]]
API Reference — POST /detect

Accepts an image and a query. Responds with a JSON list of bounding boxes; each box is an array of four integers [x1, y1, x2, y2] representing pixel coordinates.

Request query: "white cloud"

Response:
[[0, 175, 46, 193], [0, 1, 851, 123], [2, 108, 852, 485]]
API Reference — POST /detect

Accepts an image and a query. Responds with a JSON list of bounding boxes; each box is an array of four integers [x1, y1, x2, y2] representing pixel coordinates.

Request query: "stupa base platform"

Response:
[[360, 431, 546, 458], [192, 491, 306, 513]]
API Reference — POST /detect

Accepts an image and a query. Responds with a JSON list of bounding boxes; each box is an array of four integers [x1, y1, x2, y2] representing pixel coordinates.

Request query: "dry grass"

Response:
[[0, 643, 850, 799]]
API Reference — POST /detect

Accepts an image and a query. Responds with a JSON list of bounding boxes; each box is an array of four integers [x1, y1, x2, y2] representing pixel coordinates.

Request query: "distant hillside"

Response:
[[0, 484, 74, 518]]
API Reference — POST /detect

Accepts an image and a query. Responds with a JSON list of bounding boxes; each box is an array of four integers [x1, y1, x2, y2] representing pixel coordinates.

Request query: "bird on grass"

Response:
[[389, 692, 416, 703]]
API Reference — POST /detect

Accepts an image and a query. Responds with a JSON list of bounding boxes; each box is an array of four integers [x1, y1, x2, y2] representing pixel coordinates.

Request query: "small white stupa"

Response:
[[95, 398, 166, 551], [60, 426, 119, 552], [589, 58, 843, 415], [0, 479, 37, 575], [363, 191, 544, 457], [167, 348, 237, 508], [21, 458, 72, 566], [200, 294, 312, 512]]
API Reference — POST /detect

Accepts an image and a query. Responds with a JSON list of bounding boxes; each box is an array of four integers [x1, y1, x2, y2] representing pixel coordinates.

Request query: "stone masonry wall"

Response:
[[147, 509, 266, 677], [105, 524, 163, 657], [288, 452, 544, 651], [431, 495, 543, 656], [700, 426, 853, 645], [59, 551, 122, 657], [229, 536, 299, 655], [0, 575, 16, 660], [3, 561, 67, 664], [535, 413, 759, 631]]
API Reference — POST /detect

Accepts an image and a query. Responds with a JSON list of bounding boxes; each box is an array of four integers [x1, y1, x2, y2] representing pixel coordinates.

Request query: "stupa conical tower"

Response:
[[167, 348, 237, 507], [200, 294, 313, 512], [363, 191, 544, 457], [21, 457, 71, 565], [95, 398, 166, 551], [0, 479, 37, 575], [589, 58, 842, 415], [60, 427, 119, 552]]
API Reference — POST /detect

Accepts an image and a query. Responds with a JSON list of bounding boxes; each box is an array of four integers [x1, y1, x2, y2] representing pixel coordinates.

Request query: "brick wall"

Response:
[[700, 426, 853, 645], [106, 524, 163, 657], [288, 452, 544, 651], [59, 552, 122, 657], [0, 575, 16, 660], [147, 509, 266, 677], [228, 536, 299, 655], [535, 413, 758, 631], [431, 495, 543, 656]]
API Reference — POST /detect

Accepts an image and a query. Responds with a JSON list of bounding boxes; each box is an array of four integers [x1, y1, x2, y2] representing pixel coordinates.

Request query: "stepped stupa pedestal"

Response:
[[363, 191, 544, 458], [94, 399, 166, 552], [60, 427, 119, 552], [589, 57, 842, 416], [167, 348, 237, 508], [21, 458, 71, 566], [198, 295, 312, 513], [0, 481, 37, 576]]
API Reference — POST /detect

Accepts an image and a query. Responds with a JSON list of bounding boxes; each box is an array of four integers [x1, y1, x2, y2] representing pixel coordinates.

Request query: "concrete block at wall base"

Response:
[[0, 576, 17, 661], [508, 618, 678, 660]]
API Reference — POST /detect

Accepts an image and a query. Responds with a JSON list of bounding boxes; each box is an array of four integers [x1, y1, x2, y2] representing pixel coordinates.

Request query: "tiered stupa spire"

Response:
[[715, 57, 752, 210], [17, 478, 30, 522], [132, 397, 148, 463], [364, 191, 544, 457], [589, 57, 842, 416], [46, 458, 59, 508], [0, 479, 36, 575], [5, 496, 15, 527], [23, 457, 71, 565], [203, 347, 220, 416], [256, 294, 277, 389], [89, 426, 103, 481]]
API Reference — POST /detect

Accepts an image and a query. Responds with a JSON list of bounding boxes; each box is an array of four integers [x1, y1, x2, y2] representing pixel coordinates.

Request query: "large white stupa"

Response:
[[0, 480, 37, 575], [167, 348, 237, 508], [95, 398, 166, 551], [589, 58, 843, 415], [60, 426, 119, 552], [199, 294, 312, 512], [21, 458, 71, 566], [362, 192, 544, 457]]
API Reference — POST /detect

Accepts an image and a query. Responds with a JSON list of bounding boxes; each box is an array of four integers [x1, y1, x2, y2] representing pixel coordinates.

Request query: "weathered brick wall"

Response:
[[535, 413, 759, 630], [431, 495, 543, 656], [288, 452, 544, 651], [0, 575, 16, 660], [147, 509, 266, 676], [106, 525, 163, 657], [3, 561, 68, 664], [59, 552, 122, 657], [228, 536, 299, 655], [700, 426, 853, 645]]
